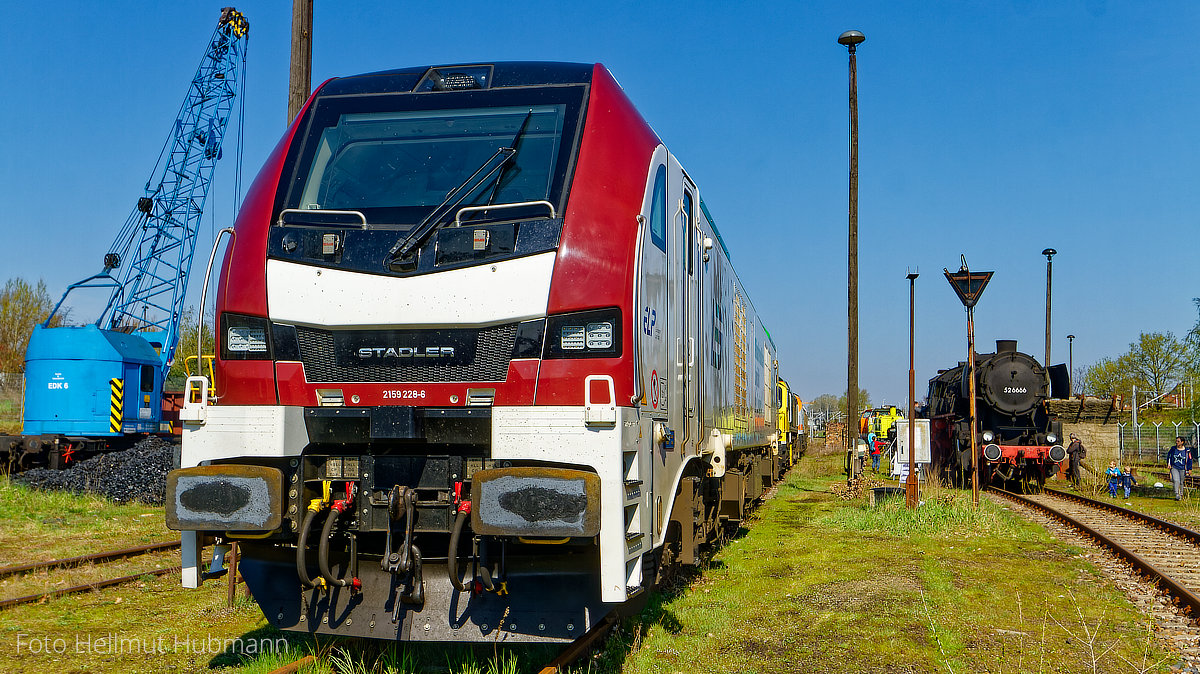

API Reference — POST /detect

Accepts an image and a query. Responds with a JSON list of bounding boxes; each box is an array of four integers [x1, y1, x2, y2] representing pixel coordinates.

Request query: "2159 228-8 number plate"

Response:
[[383, 389, 426, 400]]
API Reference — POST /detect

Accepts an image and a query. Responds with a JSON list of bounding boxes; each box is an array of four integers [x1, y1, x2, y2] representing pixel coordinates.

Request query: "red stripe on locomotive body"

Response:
[[536, 64, 661, 406]]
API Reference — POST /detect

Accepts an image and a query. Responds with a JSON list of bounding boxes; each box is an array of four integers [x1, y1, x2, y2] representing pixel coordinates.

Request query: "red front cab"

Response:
[[212, 64, 658, 410]]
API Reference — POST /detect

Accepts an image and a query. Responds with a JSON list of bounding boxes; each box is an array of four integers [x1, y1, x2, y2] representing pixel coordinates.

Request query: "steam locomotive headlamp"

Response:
[[982, 430, 995, 443], [1049, 444, 1067, 462], [471, 467, 601, 538], [1046, 433, 1057, 444], [982, 444, 1002, 462]]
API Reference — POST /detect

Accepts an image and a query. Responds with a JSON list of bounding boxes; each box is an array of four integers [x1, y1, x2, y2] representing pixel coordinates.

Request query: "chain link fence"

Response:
[[0, 373, 23, 434], [1118, 421, 1200, 466]]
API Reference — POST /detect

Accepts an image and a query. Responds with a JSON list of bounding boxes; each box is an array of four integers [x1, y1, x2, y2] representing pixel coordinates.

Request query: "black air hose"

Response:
[[318, 508, 352, 587], [296, 507, 322, 589], [447, 509, 471, 592]]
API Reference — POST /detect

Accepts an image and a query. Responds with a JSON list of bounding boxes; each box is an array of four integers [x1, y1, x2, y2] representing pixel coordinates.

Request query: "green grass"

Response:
[[0, 451, 1178, 673], [607, 446, 1173, 674], [0, 477, 169, 565]]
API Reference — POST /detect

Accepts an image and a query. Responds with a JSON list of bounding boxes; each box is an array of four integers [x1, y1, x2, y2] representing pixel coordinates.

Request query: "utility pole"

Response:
[[288, 0, 313, 124], [838, 30, 865, 480]]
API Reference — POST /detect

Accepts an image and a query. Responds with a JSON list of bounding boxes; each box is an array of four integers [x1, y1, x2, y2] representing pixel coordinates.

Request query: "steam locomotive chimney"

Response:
[[996, 339, 1017, 353]]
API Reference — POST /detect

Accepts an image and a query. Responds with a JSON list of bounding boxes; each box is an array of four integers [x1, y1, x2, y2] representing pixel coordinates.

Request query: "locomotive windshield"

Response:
[[277, 87, 585, 228]]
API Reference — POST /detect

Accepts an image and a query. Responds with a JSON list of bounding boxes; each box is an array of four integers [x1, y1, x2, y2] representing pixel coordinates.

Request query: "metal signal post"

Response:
[[906, 271, 919, 508], [945, 257, 994, 508]]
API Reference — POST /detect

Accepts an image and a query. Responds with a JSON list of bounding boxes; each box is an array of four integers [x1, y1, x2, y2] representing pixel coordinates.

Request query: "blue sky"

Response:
[[3, 1, 1198, 405]]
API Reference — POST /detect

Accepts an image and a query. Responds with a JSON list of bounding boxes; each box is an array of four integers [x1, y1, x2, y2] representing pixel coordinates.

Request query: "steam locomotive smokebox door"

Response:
[[166, 465, 283, 531], [471, 467, 600, 537]]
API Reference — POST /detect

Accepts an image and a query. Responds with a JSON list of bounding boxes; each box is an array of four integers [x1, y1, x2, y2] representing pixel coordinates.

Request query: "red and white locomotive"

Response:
[[168, 62, 784, 643]]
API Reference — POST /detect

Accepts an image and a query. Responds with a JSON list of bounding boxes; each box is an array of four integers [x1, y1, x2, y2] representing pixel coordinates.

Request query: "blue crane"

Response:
[[15, 8, 249, 468]]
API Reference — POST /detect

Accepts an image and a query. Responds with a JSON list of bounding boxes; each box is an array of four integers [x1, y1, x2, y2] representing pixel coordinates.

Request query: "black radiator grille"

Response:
[[295, 324, 518, 383]]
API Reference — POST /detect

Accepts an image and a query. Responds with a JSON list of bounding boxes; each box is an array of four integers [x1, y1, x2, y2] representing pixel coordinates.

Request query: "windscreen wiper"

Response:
[[387, 109, 534, 266], [386, 146, 516, 264]]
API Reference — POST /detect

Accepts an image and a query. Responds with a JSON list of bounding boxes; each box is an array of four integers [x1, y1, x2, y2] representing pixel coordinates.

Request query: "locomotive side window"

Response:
[[649, 165, 666, 251]]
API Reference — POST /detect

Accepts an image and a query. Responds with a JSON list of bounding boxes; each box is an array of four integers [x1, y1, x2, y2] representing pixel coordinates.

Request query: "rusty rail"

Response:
[[0, 565, 179, 611], [267, 655, 316, 674], [991, 487, 1200, 618], [537, 609, 619, 674], [1042, 487, 1200, 546], [0, 540, 180, 580]]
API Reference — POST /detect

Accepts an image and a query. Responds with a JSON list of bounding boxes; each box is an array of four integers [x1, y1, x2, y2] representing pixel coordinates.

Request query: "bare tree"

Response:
[[0, 278, 68, 374]]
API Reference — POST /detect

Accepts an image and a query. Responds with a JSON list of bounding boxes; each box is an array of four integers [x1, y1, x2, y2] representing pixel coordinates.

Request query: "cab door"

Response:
[[678, 177, 700, 450]]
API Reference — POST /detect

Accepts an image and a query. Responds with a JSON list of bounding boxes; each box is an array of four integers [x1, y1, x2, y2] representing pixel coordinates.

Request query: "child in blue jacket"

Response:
[[1106, 461, 1121, 498]]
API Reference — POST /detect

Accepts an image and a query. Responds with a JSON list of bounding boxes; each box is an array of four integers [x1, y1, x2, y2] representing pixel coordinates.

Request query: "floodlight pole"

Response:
[[906, 271, 919, 509], [1042, 248, 1056, 368], [839, 29, 865, 481], [1067, 334, 1076, 396]]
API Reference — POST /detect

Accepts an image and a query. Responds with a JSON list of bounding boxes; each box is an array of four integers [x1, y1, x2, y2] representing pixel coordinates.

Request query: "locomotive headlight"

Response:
[[1046, 433, 1058, 444], [982, 430, 995, 443], [221, 313, 272, 360], [560, 326, 586, 350], [545, 308, 622, 359], [585, 321, 613, 349]]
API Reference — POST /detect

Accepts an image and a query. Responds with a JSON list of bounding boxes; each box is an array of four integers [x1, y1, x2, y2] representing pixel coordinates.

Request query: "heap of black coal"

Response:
[[16, 437, 174, 505]]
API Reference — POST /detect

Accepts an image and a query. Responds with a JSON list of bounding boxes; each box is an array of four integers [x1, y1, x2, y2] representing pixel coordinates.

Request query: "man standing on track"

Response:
[[1066, 433, 1086, 489], [1167, 436, 1192, 501]]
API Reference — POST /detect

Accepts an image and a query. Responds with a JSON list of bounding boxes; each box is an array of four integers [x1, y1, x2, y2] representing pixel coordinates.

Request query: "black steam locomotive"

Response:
[[926, 340, 1068, 492]]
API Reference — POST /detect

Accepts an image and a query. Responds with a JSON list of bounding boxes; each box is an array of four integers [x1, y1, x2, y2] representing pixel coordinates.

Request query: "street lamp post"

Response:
[[1042, 248, 1056, 367], [906, 271, 919, 508], [839, 29, 865, 480], [1067, 334, 1076, 397]]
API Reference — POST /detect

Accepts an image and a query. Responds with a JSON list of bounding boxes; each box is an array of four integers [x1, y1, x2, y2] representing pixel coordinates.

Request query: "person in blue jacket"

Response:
[[1105, 461, 1121, 498], [1166, 437, 1193, 501]]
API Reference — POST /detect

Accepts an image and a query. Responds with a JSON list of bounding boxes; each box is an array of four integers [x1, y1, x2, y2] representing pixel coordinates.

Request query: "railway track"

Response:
[[263, 608, 617, 674], [0, 540, 181, 611], [990, 486, 1200, 618]]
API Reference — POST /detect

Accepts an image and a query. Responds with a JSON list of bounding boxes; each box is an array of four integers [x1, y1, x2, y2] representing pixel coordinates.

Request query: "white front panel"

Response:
[[492, 406, 647, 604], [266, 251, 557, 327], [180, 406, 308, 467]]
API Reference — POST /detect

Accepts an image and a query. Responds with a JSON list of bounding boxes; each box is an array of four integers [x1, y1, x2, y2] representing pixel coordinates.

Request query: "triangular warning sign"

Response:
[[943, 268, 993, 309]]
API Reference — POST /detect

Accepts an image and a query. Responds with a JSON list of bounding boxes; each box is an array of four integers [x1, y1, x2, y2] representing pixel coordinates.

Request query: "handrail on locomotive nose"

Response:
[[453, 200, 557, 226]]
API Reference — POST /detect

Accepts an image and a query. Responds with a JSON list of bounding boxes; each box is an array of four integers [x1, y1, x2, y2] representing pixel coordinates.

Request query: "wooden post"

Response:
[[288, 0, 313, 124], [227, 541, 239, 608]]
